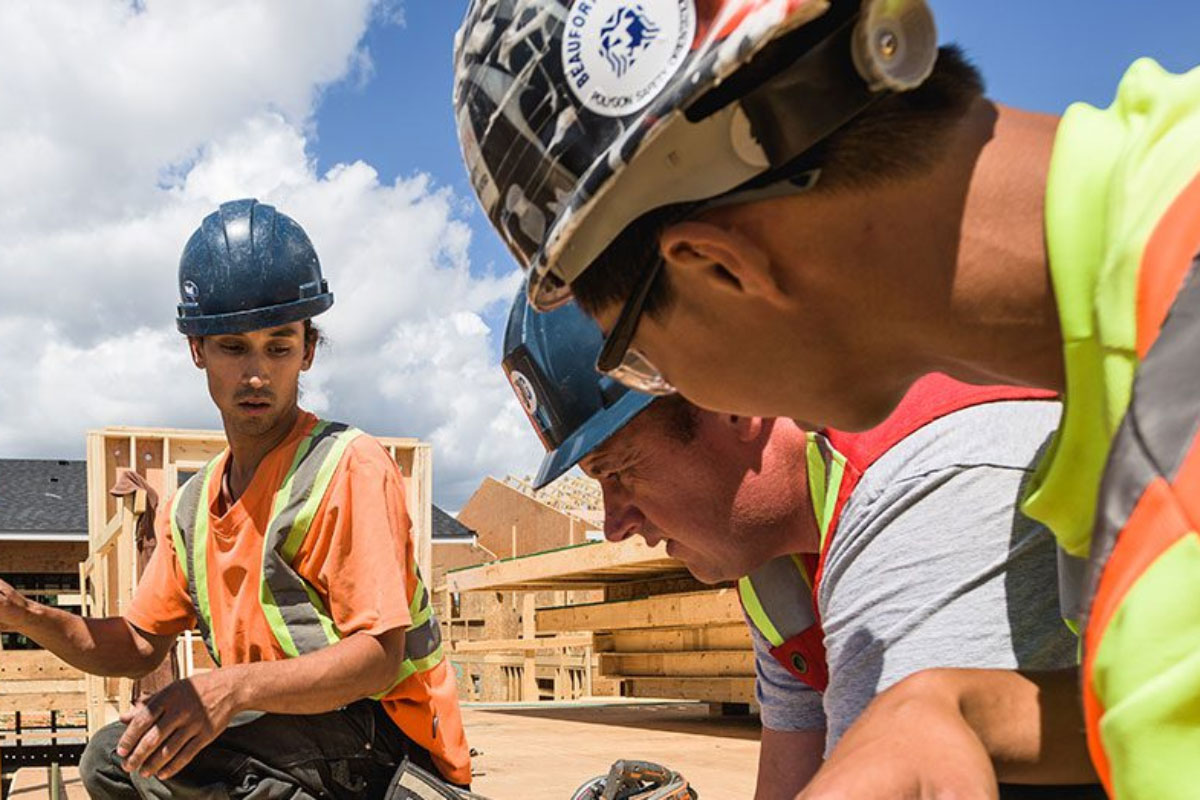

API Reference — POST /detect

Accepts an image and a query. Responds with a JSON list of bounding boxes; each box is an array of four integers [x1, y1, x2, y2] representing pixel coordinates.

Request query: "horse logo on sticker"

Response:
[[599, 6, 661, 78], [561, 0, 696, 118]]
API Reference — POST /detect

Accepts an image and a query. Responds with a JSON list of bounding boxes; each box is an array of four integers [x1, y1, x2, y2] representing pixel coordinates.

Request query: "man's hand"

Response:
[[116, 669, 243, 781], [798, 674, 999, 800], [0, 578, 31, 631]]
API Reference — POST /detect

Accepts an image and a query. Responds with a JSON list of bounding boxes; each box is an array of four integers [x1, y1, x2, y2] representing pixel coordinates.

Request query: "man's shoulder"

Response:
[[861, 399, 1062, 489], [324, 423, 400, 477]]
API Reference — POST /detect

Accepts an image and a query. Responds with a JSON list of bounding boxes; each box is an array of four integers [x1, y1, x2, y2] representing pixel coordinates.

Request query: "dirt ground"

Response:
[[3, 701, 759, 799], [464, 701, 760, 798]]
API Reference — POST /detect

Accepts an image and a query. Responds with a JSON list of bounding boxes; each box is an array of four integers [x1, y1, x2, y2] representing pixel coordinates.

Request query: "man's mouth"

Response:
[[237, 397, 273, 414]]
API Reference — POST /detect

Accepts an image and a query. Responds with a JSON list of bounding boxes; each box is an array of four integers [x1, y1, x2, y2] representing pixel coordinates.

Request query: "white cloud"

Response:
[[0, 0, 542, 508]]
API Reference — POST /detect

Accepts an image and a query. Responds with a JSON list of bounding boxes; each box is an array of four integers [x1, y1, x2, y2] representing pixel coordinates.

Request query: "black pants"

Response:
[[80, 700, 445, 799]]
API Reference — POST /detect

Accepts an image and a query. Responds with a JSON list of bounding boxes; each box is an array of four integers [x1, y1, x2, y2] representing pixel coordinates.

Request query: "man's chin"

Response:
[[680, 559, 733, 585], [229, 412, 279, 437]]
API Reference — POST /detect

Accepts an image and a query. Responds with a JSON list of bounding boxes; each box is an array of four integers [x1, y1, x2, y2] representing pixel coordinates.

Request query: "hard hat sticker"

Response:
[[561, 0, 696, 119], [510, 370, 540, 416]]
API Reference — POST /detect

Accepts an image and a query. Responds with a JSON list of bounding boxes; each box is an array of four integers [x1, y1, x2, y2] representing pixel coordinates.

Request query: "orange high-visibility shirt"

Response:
[[127, 410, 470, 784]]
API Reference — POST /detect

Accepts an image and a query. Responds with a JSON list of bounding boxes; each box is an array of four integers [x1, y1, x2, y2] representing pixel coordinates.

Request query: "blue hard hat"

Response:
[[503, 283, 656, 489], [176, 199, 333, 336]]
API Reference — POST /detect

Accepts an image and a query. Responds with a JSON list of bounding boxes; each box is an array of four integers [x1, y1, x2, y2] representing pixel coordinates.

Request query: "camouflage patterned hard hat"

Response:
[[454, 0, 937, 310]]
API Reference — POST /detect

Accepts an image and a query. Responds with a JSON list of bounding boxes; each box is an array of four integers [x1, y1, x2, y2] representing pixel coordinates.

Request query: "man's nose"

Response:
[[603, 491, 644, 544], [243, 358, 269, 389]]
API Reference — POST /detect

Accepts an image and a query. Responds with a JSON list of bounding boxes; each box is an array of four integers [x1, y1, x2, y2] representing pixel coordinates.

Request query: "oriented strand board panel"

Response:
[[446, 538, 688, 593], [537, 588, 743, 633], [0, 541, 88, 574]]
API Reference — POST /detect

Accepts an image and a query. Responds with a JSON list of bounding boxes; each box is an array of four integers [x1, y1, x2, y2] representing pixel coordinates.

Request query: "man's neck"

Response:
[[223, 405, 301, 503], [924, 101, 1066, 392]]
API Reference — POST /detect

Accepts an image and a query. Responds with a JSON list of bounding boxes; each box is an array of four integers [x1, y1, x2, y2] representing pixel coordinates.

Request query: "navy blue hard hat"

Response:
[[503, 283, 655, 489], [176, 199, 333, 336]]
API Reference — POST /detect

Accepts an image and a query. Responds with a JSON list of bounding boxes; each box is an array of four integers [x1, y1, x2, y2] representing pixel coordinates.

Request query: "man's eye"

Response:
[[220, 343, 243, 354], [269, 347, 291, 357]]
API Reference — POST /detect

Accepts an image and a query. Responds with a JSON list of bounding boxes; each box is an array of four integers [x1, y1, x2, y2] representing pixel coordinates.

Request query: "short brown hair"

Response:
[[571, 45, 984, 317], [648, 394, 700, 444]]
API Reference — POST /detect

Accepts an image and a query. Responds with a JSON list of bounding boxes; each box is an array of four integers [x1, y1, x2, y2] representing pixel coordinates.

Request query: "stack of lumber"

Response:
[[445, 539, 756, 706], [538, 588, 755, 704]]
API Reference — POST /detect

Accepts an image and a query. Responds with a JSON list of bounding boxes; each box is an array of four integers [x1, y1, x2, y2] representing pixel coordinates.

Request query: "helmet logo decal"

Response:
[[182, 280, 200, 301], [509, 370, 540, 417], [599, 7, 660, 78], [561, 0, 696, 118]]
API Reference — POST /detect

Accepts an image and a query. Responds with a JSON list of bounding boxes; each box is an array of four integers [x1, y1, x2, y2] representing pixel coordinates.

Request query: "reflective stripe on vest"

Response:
[[739, 554, 829, 691], [170, 420, 443, 693]]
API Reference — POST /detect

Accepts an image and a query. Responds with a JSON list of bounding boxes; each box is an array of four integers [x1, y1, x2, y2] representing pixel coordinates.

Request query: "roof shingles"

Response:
[[0, 459, 87, 537]]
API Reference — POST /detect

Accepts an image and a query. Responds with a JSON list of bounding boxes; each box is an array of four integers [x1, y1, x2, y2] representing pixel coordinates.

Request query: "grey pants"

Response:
[[80, 701, 440, 799]]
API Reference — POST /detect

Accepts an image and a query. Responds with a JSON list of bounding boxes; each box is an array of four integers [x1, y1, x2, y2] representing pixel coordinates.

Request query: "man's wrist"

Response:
[[20, 598, 55, 639], [216, 664, 253, 714]]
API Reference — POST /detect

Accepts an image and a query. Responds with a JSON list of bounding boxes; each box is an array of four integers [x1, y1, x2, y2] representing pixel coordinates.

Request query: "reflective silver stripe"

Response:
[[1057, 545, 1090, 626], [404, 615, 443, 661], [743, 555, 817, 643], [1084, 253, 1200, 631], [172, 461, 220, 665], [261, 422, 351, 656]]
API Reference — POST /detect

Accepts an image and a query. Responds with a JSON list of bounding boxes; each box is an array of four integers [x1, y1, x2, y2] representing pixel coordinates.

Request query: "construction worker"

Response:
[[502, 289, 1104, 799], [455, 1, 1199, 796], [0, 199, 470, 797]]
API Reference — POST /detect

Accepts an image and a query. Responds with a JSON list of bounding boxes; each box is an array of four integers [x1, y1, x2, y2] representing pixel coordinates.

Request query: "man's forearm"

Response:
[[21, 602, 165, 678], [223, 628, 405, 716], [900, 667, 1097, 785], [756, 728, 825, 800]]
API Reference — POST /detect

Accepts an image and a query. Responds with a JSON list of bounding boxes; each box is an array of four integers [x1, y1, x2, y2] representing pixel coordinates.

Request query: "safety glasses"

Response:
[[595, 255, 677, 396]]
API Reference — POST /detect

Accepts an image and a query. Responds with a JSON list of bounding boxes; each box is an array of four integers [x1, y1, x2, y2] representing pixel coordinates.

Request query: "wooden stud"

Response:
[[537, 588, 743, 633], [598, 650, 754, 678]]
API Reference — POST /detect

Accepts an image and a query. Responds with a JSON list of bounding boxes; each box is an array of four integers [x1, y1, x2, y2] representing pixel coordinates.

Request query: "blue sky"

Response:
[[313, 0, 1200, 323], [0, 1, 1194, 510]]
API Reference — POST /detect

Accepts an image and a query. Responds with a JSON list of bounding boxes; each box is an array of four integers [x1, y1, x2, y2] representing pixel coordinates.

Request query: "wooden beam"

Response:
[[0, 692, 88, 713], [0, 679, 87, 696], [0, 651, 84, 681], [600, 650, 755, 678], [537, 588, 743, 633], [608, 625, 751, 653], [446, 538, 683, 593], [621, 676, 757, 705], [448, 653, 591, 669], [451, 634, 594, 653]]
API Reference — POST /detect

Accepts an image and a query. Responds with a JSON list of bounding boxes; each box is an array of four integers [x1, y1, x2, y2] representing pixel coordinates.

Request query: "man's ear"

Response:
[[717, 412, 765, 443], [301, 339, 316, 372], [659, 220, 784, 304], [188, 337, 206, 369]]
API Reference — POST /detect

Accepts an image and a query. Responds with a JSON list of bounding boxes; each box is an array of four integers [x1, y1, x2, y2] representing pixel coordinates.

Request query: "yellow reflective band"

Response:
[[281, 426, 358, 563], [789, 554, 814, 591], [373, 645, 446, 699], [170, 492, 190, 583], [192, 459, 221, 665], [738, 575, 784, 647]]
